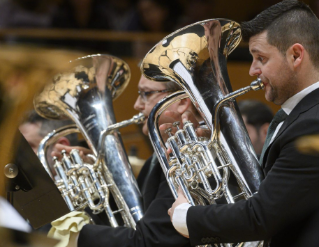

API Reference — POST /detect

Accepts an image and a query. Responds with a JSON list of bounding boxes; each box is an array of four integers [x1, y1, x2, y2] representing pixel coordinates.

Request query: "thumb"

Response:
[[177, 186, 185, 197]]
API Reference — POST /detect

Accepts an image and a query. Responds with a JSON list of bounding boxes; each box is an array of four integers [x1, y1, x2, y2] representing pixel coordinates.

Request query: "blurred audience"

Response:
[[238, 100, 274, 156], [0, 0, 57, 28], [51, 0, 108, 29], [133, 0, 183, 58], [137, 0, 181, 32], [176, 0, 216, 28], [104, 0, 140, 31], [51, 0, 140, 31]]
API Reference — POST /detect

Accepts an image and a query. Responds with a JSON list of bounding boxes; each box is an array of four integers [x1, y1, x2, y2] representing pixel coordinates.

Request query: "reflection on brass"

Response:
[[34, 54, 130, 120]]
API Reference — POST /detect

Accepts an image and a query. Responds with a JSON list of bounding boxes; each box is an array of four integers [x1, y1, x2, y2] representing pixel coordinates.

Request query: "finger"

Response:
[[177, 186, 187, 199], [54, 143, 72, 152], [158, 123, 174, 144], [196, 127, 211, 139], [181, 110, 199, 128], [51, 150, 62, 159], [162, 110, 182, 123], [168, 208, 171, 216], [177, 186, 184, 196], [77, 147, 92, 155], [159, 123, 173, 131]]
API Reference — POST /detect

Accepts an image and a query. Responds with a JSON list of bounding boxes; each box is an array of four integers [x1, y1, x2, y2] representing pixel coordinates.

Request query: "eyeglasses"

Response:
[[138, 89, 173, 102]]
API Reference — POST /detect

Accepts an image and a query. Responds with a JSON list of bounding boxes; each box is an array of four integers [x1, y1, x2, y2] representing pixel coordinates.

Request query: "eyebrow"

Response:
[[250, 48, 263, 55], [138, 86, 165, 91]]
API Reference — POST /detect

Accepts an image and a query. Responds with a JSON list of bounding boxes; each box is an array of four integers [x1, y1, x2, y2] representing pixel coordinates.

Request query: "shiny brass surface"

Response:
[[34, 54, 144, 229], [34, 54, 130, 120], [142, 19, 264, 246]]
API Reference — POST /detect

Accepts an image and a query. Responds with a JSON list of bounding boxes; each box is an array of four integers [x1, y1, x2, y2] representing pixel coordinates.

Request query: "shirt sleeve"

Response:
[[172, 203, 192, 236]]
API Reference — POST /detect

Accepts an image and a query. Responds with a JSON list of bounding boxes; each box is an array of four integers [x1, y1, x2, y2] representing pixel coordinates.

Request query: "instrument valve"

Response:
[[165, 127, 173, 137], [172, 121, 181, 130], [183, 120, 198, 142], [173, 121, 188, 147], [190, 180, 199, 190]]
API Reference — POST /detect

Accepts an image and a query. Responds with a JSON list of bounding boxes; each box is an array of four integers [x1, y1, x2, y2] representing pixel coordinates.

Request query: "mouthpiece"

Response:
[[132, 113, 145, 124], [250, 78, 264, 91]]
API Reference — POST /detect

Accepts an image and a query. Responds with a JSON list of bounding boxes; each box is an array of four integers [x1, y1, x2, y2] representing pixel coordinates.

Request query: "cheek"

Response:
[[142, 121, 148, 135], [144, 105, 153, 116]]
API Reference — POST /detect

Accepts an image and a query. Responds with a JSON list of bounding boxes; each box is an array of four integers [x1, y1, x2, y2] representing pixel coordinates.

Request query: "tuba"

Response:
[[141, 19, 264, 246], [34, 54, 144, 228]]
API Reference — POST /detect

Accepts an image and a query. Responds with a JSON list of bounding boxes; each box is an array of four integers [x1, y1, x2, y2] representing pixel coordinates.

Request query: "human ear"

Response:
[[177, 98, 192, 114], [289, 43, 304, 68], [56, 137, 70, 146]]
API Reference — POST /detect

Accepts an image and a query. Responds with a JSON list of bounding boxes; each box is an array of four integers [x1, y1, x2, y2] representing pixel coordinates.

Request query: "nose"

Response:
[[249, 61, 261, 77], [134, 95, 144, 112]]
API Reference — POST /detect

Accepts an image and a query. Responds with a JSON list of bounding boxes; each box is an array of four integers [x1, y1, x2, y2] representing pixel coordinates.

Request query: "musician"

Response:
[[168, 1, 319, 246], [19, 110, 81, 233], [50, 75, 198, 247], [19, 110, 79, 178], [238, 100, 273, 156]]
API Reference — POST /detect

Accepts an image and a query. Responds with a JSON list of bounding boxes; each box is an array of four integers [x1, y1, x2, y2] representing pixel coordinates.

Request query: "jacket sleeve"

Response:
[[186, 116, 319, 246], [78, 173, 190, 247]]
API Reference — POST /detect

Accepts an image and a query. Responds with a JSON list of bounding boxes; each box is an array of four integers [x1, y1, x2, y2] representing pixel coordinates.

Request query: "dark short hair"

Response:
[[22, 110, 78, 146], [241, 0, 319, 67], [164, 80, 182, 92], [238, 100, 273, 129]]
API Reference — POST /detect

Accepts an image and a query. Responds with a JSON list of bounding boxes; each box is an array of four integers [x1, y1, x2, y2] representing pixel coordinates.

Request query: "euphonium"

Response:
[[34, 54, 144, 228], [141, 19, 264, 246]]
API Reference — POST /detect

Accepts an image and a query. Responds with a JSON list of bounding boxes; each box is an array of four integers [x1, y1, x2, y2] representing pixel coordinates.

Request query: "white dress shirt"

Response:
[[172, 81, 319, 236]]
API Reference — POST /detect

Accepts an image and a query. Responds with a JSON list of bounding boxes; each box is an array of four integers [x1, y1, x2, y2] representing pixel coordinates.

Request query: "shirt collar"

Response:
[[281, 81, 319, 115]]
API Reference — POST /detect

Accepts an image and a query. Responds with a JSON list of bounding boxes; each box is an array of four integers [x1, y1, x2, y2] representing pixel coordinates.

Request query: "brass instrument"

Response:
[[141, 19, 264, 246], [34, 54, 144, 228]]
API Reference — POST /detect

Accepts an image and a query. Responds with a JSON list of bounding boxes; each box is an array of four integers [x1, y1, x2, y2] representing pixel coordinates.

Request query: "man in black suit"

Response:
[[51, 75, 199, 247], [168, 1, 319, 246]]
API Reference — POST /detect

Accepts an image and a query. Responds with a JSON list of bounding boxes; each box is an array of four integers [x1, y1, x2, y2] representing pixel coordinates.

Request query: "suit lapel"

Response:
[[262, 88, 319, 168]]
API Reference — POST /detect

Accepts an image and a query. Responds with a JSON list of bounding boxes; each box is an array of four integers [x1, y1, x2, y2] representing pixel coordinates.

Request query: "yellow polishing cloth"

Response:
[[48, 211, 90, 247]]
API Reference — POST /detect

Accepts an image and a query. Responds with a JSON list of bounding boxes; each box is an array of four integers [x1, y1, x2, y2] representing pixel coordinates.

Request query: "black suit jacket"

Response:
[[187, 88, 319, 247], [78, 156, 191, 247]]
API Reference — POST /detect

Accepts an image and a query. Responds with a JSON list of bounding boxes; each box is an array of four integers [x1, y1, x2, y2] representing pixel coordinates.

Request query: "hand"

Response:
[[168, 187, 188, 220], [159, 110, 200, 136], [159, 110, 210, 155], [51, 143, 94, 164], [168, 187, 190, 238]]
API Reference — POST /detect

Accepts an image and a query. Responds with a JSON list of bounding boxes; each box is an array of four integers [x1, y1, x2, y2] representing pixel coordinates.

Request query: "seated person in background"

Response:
[[238, 100, 274, 156], [18, 110, 79, 232], [49, 75, 202, 247], [19, 110, 79, 178]]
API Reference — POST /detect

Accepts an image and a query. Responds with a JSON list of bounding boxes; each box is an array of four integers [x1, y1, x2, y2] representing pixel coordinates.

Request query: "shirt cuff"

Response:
[[172, 202, 191, 236]]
